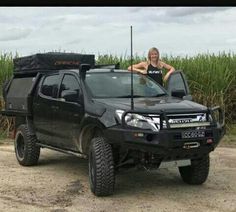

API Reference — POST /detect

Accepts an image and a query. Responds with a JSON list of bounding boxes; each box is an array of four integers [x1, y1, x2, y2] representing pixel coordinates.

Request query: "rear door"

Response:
[[165, 70, 192, 100], [33, 73, 61, 145]]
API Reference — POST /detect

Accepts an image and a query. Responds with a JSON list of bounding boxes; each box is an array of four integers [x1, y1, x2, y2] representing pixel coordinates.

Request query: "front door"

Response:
[[53, 73, 84, 151], [165, 70, 192, 100]]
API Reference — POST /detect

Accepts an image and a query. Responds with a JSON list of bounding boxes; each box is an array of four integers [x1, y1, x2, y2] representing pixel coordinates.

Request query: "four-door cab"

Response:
[[2, 53, 225, 196]]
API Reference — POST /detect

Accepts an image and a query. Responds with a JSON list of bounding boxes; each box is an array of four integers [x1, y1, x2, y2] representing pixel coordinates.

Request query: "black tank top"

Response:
[[147, 64, 163, 86]]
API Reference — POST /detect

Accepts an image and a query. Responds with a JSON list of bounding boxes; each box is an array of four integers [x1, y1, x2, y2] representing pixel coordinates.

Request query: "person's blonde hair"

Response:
[[147, 47, 161, 68]]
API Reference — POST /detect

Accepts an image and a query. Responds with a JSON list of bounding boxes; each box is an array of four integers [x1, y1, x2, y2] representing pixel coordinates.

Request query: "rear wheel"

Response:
[[15, 124, 40, 166], [88, 137, 115, 196], [179, 154, 209, 185]]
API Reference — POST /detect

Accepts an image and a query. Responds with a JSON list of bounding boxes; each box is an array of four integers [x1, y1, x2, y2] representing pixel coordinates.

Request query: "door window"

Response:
[[41, 74, 60, 98], [166, 71, 189, 95], [59, 74, 80, 100]]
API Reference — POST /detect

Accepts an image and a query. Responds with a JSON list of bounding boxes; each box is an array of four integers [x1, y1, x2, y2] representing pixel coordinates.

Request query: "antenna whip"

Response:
[[130, 26, 134, 110]]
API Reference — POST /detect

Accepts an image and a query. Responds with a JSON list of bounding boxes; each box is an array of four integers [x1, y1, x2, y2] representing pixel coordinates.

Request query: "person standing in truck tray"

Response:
[[128, 47, 175, 86]]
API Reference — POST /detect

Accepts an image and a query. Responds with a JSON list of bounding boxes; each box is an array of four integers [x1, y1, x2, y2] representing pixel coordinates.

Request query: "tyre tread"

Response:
[[89, 137, 115, 196], [15, 124, 40, 166], [179, 155, 209, 185]]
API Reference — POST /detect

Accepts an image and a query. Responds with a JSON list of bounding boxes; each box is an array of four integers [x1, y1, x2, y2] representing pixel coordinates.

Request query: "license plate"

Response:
[[182, 130, 205, 139]]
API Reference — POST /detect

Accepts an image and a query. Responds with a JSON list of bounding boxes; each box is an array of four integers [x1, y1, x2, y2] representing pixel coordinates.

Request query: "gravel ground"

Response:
[[0, 142, 236, 212]]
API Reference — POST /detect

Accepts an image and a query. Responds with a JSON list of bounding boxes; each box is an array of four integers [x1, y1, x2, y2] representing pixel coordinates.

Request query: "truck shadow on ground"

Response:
[[37, 150, 200, 197], [38, 152, 84, 167]]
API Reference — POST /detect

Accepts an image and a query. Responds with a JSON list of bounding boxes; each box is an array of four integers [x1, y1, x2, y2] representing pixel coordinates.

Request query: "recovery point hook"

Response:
[[183, 142, 200, 149]]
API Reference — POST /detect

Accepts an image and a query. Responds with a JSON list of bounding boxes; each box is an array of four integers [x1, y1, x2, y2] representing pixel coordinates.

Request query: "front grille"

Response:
[[162, 113, 211, 129]]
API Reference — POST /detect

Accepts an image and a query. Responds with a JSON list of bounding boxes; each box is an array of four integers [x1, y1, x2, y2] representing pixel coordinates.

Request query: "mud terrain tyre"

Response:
[[179, 154, 209, 185], [89, 137, 115, 196], [15, 124, 40, 166]]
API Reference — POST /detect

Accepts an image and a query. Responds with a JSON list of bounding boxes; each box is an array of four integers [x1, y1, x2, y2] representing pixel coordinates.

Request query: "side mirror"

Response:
[[171, 89, 186, 99], [183, 94, 193, 101], [61, 90, 79, 103]]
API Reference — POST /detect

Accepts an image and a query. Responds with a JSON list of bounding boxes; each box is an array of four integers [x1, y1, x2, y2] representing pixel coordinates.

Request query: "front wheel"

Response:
[[179, 154, 210, 185], [88, 137, 115, 196]]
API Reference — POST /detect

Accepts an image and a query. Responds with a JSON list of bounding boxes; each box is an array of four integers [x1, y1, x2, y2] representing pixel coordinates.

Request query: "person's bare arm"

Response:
[[128, 62, 147, 74], [161, 61, 175, 82]]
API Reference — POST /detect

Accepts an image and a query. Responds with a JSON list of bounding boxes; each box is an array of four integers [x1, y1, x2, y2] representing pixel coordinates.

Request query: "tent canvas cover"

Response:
[[13, 52, 95, 73]]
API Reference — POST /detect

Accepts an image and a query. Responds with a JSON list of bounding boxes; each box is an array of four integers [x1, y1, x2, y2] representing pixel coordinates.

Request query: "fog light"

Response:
[[206, 138, 213, 144], [134, 133, 144, 137]]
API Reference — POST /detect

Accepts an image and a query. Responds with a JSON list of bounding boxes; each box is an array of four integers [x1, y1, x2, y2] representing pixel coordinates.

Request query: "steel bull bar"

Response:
[[121, 106, 225, 130]]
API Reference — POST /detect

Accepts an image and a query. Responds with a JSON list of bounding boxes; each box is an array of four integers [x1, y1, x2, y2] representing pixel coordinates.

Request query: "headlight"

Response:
[[196, 113, 214, 122], [197, 113, 207, 122], [115, 110, 160, 131]]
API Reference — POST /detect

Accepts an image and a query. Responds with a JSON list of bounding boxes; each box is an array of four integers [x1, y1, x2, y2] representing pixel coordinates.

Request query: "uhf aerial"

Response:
[[130, 26, 134, 111]]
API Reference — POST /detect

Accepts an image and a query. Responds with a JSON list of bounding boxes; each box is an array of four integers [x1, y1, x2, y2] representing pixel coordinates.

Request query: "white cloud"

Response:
[[167, 7, 229, 17], [226, 38, 236, 44], [0, 27, 32, 41], [0, 7, 235, 57]]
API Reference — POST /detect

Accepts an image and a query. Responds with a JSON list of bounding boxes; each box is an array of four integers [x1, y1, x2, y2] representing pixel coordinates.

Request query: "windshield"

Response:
[[85, 72, 167, 98]]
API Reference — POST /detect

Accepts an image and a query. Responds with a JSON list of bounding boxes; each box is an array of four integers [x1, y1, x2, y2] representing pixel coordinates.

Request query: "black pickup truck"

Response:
[[1, 52, 225, 196]]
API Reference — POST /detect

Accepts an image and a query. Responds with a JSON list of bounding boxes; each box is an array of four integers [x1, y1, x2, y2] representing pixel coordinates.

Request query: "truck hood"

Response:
[[94, 96, 207, 113]]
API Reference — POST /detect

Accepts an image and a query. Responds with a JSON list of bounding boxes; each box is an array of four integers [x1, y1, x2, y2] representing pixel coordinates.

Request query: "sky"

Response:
[[0, 7, 236, 58]]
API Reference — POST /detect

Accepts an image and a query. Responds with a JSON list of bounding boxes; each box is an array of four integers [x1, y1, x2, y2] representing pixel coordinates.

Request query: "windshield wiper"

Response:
[[153, 93, 168, 97], [114, 93, 168, 98], [115, 95, 145, 98]]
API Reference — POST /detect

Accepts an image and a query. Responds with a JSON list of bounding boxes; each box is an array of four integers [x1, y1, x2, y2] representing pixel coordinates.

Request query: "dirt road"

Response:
[[0, 143, 236, 212]]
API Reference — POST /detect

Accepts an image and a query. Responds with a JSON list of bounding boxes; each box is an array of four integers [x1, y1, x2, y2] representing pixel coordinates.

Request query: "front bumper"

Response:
[[104, 106, 225, 161], [104, 125, 224, 161], [105, 106, 225, 161]]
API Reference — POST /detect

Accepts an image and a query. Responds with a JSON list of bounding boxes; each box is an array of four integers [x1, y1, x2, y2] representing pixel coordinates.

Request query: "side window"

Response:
[[168, 74, 186, 91], [41, 75, 59, 98], [59, 74, 80, 100], [166, 72, 190, 95]]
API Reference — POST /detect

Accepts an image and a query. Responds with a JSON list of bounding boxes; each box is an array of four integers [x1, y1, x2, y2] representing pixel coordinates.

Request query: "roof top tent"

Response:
[[13, 52, 95, 75], [3, 52, 96, 116]]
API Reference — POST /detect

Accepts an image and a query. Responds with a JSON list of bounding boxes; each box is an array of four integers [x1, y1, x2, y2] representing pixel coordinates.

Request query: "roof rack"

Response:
[[94, 63, 120, 69]]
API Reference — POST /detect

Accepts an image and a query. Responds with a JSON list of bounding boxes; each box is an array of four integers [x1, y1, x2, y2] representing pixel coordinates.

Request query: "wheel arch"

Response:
[[78, 117, 106, 155]]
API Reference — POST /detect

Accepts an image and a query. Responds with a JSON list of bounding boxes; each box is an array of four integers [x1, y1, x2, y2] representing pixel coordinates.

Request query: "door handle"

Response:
[[73, 114, 79, 117]]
